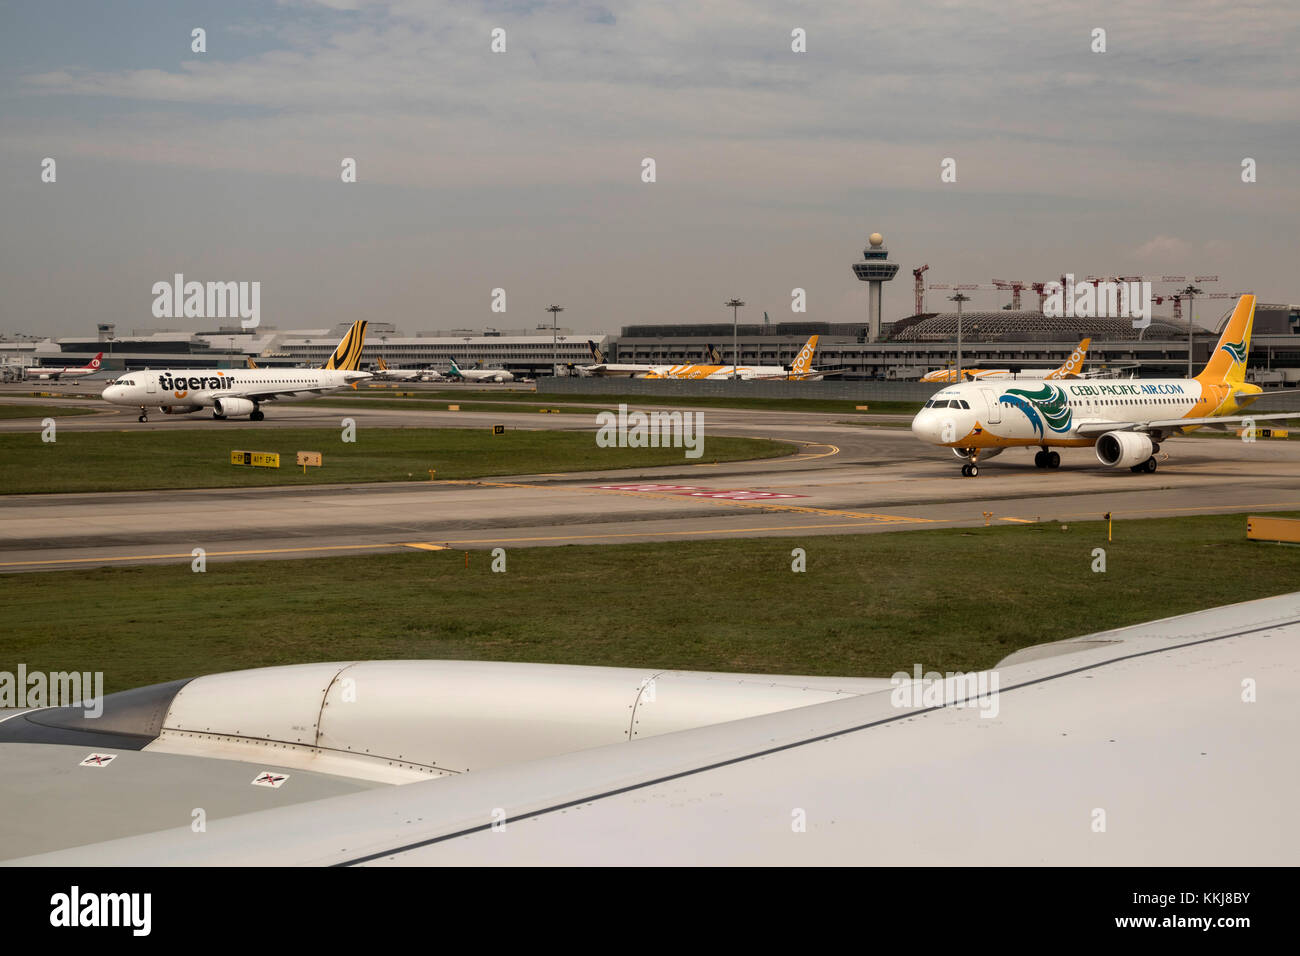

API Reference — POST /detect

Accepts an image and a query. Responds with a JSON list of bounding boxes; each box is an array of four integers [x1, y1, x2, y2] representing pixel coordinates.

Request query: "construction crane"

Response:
[[991, 279, 1030, 311], [912, 264, 930, 314]]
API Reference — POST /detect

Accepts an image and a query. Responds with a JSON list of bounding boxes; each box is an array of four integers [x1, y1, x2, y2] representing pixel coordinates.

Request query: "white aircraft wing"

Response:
[[5, 593, 1298, 866], [1074, 410, 1300, 438]]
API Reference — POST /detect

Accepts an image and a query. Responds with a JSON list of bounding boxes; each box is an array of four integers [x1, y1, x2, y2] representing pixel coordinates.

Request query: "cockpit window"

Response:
[[957, 400, 970, 409], [931, 400, 950, 408]]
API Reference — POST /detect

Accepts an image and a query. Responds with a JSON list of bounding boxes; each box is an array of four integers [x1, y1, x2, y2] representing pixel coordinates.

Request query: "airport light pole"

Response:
[[949, 292, 971, 380], [725, 298, 745, 379], [547, 305, 564, 378], [1180, 284, 1203, 377]]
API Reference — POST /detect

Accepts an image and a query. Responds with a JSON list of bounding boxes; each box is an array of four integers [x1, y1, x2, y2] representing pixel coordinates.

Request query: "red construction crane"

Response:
[[991, 279, 1030, 311], [913, 264, 929, 314]]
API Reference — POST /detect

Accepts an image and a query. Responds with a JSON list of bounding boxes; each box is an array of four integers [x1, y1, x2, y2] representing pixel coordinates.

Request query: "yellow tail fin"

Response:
[[323, 320, 369, 371], [1046, 337, 1090, 379], [378, 357, 389, 371], [1196, 295, 1255, 385], [790, 335, 819, 376]]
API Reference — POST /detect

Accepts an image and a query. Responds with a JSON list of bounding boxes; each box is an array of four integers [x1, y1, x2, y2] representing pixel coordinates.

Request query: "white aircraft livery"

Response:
[[23, 352, 103, 381], [101, 321, 371, 422], [911, 295, 1299, 476]]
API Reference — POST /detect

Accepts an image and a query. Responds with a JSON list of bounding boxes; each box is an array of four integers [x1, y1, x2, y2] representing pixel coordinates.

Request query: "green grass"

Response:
[[0, 404, 96, 419], [0, 428, 793, 494], [3, 512, 1295, 691], [318, 390, 923, 416]]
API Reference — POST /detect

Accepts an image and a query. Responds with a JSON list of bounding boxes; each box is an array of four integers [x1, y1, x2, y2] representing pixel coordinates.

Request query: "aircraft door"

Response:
[[981, 388, 1001, 424]]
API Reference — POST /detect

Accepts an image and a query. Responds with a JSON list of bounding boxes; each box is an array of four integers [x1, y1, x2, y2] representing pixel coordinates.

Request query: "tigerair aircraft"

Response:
[[920, 338, 1092, 383], [582, 334, 839, 380], [101, 320, 371, 422], [911, 295, 1299, 477]]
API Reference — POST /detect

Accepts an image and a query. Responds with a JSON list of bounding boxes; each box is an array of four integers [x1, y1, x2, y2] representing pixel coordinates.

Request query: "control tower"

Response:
[[851, 233, 900, 343]]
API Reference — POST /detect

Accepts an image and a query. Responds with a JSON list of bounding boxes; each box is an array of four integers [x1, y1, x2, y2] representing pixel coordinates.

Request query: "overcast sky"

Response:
[[2, 0, 1297, 337]]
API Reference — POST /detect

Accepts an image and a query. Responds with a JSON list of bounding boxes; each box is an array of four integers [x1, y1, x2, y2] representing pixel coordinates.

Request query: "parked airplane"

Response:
[[581, 335, 839, 380], [22, 352, 103, 381], [921, 338, 1092, 383], [101, 321, 371, 422], [371, 357, 422, 381], [911, 296, 1299, 476], [447, 358, 514, 383]]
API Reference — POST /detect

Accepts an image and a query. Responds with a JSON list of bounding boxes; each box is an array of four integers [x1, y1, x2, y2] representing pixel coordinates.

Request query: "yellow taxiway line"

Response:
[[0, 542, 429, 568]]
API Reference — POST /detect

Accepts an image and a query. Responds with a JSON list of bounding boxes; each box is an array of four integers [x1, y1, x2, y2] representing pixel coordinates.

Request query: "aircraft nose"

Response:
[[102, 385, 120, 401], [911, 410, 941, 443]]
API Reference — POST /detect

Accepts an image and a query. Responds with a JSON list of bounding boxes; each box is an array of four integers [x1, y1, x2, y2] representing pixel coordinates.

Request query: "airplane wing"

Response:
[[1074, 410, 1300, 438], [5, 594, 1298, 865]]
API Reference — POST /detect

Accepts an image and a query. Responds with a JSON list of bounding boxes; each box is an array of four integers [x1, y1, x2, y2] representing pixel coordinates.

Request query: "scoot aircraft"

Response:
[[582, 335, 838, 380], [371, 357, 422, 381], [921, 338, 1092, 383], [911, 296, 1299, 477], [22, 352, 103, 381], [446, 358, 515, 383], [101, 321, 371, 422]]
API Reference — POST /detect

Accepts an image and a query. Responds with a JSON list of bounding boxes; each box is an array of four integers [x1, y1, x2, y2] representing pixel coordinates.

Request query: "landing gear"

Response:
[[138, 409, 148, 423], [1131, 456, 1158, 474], [961, 463, 979, 478], [250, 409, 265, 422], [1033, 450, 1060, 469]]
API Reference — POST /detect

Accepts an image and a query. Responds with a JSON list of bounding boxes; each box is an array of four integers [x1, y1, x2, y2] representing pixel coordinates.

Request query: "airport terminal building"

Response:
[[3, 303, 1298, 384]]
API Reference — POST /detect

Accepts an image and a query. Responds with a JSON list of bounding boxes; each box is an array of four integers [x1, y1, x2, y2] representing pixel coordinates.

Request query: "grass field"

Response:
[[3, 512, 1295, 692], [0, 404, 96, 419], [0, 428, 793, 494], [318, 390, 924, 416]]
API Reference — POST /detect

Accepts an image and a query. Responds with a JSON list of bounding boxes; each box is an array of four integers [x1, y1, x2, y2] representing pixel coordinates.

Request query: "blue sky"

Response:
[[2, 0, 1297, 336]]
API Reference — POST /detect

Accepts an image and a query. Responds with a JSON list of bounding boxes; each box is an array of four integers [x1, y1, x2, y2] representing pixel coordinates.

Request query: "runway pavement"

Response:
[[2, 393, 1299, 571]]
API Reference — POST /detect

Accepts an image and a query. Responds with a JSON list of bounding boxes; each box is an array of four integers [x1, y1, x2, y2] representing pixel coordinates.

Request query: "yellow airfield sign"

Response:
[[230, 450, 280, 468]]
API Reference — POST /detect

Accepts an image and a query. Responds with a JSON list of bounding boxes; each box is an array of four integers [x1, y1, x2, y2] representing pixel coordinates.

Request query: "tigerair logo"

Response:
[[1001, 383, 1073, 437], [1219, 339, 1247, 364], [159, 373, 232, 399]]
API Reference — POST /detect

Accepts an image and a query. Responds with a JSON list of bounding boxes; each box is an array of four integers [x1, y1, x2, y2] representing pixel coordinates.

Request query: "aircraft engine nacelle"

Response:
[[161, 405, 202, 415], [951, 447, 1003, 462], [1095, 431, 1153, 468], [213, 397, 256, 418]]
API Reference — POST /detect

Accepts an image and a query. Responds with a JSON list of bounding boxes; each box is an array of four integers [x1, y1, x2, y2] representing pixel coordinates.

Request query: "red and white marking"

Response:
[[593, 483, 805, 500], [80, 753, 117, 768], [252, 771, 290, 789]]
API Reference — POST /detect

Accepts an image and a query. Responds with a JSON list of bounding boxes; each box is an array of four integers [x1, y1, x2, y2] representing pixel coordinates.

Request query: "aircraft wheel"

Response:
[[1034, 450, 1046, 468], [250, 410, 265, 422], [138, 414, 147, 423], [960, 464, 971, 477], [1143, 456, 1158, 474], [968, 464, 979, 478], [1047, 451, 1061, 469]]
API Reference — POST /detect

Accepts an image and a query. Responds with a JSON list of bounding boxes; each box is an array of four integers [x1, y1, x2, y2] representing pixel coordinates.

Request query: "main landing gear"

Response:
[[1130, 457, 1158, 474], [1034, 449, 1061, 470], [250, 409, 265, 422]]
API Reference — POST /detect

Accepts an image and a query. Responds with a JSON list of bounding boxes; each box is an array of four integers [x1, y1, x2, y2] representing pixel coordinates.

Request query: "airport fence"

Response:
[[540, 377, 939, 402]]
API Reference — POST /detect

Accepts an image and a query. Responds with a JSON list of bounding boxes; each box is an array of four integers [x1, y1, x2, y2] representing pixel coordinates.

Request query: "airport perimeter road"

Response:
[[3, 409, 1298, 570]]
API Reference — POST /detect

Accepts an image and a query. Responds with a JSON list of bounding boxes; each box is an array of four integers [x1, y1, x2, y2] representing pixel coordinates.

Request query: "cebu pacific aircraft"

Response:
[[911, 296, 1298, 477], [581, 334, 838, 380], [23, 352, 103, 381], [101, 321, 371, 422], [920, 338, 1091, 383]]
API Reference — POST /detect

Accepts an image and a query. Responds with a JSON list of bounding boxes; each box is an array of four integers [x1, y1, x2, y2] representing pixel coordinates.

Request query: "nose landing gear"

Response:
[[961, 463, 979, 478], [137, 408, 148, 423]]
